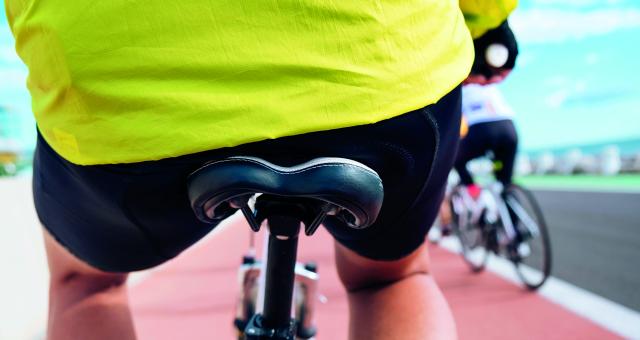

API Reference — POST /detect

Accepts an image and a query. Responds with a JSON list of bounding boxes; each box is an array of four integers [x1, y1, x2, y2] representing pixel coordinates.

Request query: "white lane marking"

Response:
[[527, 186, 640, 195], [438, 237, 640, 339]]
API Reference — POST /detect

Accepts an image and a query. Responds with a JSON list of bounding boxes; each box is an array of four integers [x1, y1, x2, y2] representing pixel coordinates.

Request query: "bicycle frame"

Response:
[[488, 184, 518, 245], [485, 183, 544, 251], [454, 182, 521, 247], [504, 195, 540, 238], [449, 178, 552, 289]]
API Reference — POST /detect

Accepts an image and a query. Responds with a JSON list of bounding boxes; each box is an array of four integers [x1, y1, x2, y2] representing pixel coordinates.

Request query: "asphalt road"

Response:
[[531, 189, 640, 312]]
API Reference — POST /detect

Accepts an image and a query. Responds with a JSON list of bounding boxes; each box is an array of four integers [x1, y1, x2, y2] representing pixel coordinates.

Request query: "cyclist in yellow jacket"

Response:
[[6, 0, 518, 338]]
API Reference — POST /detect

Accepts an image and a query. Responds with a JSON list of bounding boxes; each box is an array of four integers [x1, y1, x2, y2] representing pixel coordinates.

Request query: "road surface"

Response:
[[531, 189, 640, 312]]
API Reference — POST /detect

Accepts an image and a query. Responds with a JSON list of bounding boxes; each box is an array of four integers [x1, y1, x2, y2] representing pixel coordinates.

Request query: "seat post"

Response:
[[262, 215, 301, 328], [244, 214, 300, 339]]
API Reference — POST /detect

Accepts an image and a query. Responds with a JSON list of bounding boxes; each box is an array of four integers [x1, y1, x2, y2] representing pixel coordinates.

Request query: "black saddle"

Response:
[[187, 156, 383, 234]]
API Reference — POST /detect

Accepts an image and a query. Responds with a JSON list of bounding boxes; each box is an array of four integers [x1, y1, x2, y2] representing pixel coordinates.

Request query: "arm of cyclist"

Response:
[[460, 0, 519, 85]]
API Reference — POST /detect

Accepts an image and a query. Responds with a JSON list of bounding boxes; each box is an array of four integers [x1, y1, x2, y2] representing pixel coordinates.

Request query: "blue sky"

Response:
[[502, 0, 640, 151], [1, 0, 639, 153], [0, 3, 32, 152]]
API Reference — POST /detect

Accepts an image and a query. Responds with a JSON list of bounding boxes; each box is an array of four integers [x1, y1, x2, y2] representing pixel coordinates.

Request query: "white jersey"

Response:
[[462, 84, 515, 126]]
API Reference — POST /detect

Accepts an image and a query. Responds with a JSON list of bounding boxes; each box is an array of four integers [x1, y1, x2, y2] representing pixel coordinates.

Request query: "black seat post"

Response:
[[244, 213, 301, 339], [261, 215, 301, 330]]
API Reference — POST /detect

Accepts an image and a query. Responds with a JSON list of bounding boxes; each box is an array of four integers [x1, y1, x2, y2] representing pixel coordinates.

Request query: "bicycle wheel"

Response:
[[504, 184, 552, 290], [450, 188, 488, 272]]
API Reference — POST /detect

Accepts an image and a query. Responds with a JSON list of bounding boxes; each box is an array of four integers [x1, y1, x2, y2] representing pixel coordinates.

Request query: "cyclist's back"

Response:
[[462, 84, 515, 126], [7, 0, 474, 165], [455, 84, 519, 188]]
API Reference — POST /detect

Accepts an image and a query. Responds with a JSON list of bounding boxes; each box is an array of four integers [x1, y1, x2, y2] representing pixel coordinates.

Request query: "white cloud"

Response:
[[574, 81, 587, 94], [545, 89, 568, 108], [510, 9, 640, 44], [585, 52, 600, 65], [543, 80, 589, 109]]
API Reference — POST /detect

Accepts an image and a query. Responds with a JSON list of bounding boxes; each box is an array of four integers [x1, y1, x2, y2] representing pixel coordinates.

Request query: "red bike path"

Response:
[[129, 217, 619, 339]]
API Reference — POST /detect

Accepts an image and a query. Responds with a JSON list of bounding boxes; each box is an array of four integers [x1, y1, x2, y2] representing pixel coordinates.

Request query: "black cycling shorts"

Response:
[[33, 87, 462, 272]]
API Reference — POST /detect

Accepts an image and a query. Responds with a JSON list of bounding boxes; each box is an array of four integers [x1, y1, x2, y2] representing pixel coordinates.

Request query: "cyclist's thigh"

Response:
[[491, 120, 518, 182], [495, 119, 518, 153]]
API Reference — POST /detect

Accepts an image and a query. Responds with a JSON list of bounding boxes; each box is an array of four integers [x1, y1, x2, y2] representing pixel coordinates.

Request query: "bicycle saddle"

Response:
[[187, 156, 383, 231]]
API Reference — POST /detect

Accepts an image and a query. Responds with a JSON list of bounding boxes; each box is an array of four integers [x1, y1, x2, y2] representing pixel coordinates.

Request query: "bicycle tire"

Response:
[[504, 184, 552, 290], [450, 187, 489, 273]]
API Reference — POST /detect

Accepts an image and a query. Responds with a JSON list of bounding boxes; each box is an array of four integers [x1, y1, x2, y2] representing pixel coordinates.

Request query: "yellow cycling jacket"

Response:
[[460, 0, 518, 38], [6, 0, 516, 165]]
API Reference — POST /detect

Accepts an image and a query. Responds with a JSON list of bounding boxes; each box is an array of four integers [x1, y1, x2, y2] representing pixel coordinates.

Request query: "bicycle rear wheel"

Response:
[[450, 188, 488, 273], [504, 184, 552, 290]]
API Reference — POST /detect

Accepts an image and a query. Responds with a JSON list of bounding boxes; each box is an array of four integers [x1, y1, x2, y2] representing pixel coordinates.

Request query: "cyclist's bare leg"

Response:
[[439, 196, 453, 228], [43, 229, 136, 340], [335, 242, 457, 340]]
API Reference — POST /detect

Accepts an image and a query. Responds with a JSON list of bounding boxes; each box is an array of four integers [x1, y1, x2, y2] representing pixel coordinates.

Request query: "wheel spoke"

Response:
[[506, 185, 552, 290]]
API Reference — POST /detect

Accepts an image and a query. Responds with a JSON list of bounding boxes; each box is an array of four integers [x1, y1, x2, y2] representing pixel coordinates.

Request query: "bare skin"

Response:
[[464, 69, 512, 85], [43, 230, 136, 340], [439, 197, 453, 228], [335, 242, 457, 340], [44, 227, 456, 340]]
